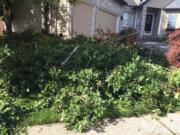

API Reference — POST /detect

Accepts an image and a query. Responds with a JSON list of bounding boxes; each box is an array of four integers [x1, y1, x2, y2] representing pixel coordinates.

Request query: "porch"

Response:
[[138, 7, 164, 40]]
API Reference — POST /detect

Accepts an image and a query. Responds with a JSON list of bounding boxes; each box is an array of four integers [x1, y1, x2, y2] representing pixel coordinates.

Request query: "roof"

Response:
[[165, 0, 180, 9], [146, 0, 174, 8], [113, 0, 128, 5], [122, 0, 180, 9], [123, 0, 138, 6]]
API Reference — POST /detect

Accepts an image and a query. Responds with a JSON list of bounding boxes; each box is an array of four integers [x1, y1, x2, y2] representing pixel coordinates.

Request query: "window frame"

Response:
[[122, 11, 134, 28], [167, 13, 177, 29]]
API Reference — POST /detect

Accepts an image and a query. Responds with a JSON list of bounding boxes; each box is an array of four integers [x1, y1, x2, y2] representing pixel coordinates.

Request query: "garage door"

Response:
[[73, 3, 93, 36], [97, 10, 117, 33], [0, 19, 3, 35]]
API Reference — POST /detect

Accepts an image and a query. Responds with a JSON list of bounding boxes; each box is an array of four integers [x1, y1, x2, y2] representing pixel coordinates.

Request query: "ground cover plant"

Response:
[[0, 32, 179, 134]]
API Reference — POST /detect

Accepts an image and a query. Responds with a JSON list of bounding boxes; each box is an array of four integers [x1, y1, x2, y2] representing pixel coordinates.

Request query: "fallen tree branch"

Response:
[[61, 46, 79, 67]]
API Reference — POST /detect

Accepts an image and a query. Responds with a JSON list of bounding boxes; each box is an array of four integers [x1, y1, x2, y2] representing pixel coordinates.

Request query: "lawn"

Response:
[[0, 32, 179, 134]]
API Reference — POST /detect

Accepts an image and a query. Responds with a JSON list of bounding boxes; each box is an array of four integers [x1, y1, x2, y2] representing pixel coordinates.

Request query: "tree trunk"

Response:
[[43, 3, 49, 34], [4, 7, 13, 34]]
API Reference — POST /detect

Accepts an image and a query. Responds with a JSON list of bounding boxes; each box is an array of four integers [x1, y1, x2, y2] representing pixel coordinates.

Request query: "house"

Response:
[[0, 0, 180, 40], [11, 0, 131, 37], [134, 0, 180, 39]]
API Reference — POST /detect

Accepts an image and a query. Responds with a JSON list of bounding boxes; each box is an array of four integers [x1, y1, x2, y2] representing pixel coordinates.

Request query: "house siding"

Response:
[[72, 3, 93, 36], [97, 9, 117, 33], [12, 0, 127, 37], [12, 0, 71, 37]]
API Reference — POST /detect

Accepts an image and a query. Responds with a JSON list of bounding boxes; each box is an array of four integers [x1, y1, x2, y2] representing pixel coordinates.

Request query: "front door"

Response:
[[144, 14, 154, 35]]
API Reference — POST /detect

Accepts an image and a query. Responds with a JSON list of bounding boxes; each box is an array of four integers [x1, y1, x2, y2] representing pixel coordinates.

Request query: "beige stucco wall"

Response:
[[97, 9, 117, 33], [12, 0, 71, 37], [72, 0, 127, 36], [12, 0, 127, 37], [72, 3, 93, 36], [49, 0, 71, 37]]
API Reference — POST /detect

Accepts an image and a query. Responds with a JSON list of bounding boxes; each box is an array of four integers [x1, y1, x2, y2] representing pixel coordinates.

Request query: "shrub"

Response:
[[0, 35, 137, 96], [168, 69, 180, 89], [106, 56, 177, 115], [166, 29, 180, 68], [137, 47, 168, 67], [0, 92, 21, 135], [0, 38, 74, 96], [0, 34, 178, 133], [54, 69, 105, 132], [120, 28, 137, 45]]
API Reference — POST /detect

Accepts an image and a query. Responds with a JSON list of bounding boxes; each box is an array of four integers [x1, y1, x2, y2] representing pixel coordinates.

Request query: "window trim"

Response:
[[167, 13, 177, 30], [144, 13, 155, 35], [122, 12, 134, 28]]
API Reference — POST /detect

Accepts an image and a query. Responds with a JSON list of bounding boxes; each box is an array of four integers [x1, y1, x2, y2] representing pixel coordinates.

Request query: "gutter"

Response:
[[137, 0, 149, 7]]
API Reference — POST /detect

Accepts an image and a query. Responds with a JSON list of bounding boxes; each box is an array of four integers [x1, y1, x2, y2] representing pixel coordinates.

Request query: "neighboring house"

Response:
[[1, 0, 180, 39], [12, 0, 130, 37], [134, 0, 180, 39]]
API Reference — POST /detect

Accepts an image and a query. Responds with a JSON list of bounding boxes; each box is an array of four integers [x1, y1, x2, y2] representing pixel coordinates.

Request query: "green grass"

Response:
[[22, 109, 60, 126]]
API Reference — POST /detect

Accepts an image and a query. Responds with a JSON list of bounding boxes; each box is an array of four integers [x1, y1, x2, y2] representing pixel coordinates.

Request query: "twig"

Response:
[[149, 47, 154, 60], [61, 46, 79, 67]]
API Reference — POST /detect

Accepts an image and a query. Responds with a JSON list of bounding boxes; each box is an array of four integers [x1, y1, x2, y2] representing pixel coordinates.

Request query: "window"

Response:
[[122, 12, 134, 28], [167, 14, 177, 29]]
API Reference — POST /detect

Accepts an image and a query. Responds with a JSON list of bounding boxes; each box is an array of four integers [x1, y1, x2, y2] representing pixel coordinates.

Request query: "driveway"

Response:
[[28, 112, 180, 135], [138, 41, 168, 54]]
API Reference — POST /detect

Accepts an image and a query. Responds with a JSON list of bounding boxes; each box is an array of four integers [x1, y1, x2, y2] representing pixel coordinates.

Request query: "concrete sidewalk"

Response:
[[28, 112, 180, 135]]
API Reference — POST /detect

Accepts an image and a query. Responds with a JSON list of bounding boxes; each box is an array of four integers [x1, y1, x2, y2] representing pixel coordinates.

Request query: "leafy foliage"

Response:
[[168, 69, 180, 89], [0, 33, 178, 133], [166, 29, 180, 68], [54, 69, 105, 132], [0, 92, 21, 135], [106, 56, 177, 115]]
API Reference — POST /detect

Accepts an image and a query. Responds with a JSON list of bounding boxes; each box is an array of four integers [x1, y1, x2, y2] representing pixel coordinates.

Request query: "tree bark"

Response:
[[43, 3, 49, 34], [4, 7, 13, 34]]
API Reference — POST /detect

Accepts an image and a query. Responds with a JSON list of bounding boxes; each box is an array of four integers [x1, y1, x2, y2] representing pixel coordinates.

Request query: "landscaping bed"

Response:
[[0, 33, 179, 134]]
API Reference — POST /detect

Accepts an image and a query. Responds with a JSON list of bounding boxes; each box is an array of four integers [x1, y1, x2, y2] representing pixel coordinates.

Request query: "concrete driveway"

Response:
[[138, 41, 168, 54], [28, 112, 180, 135]]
